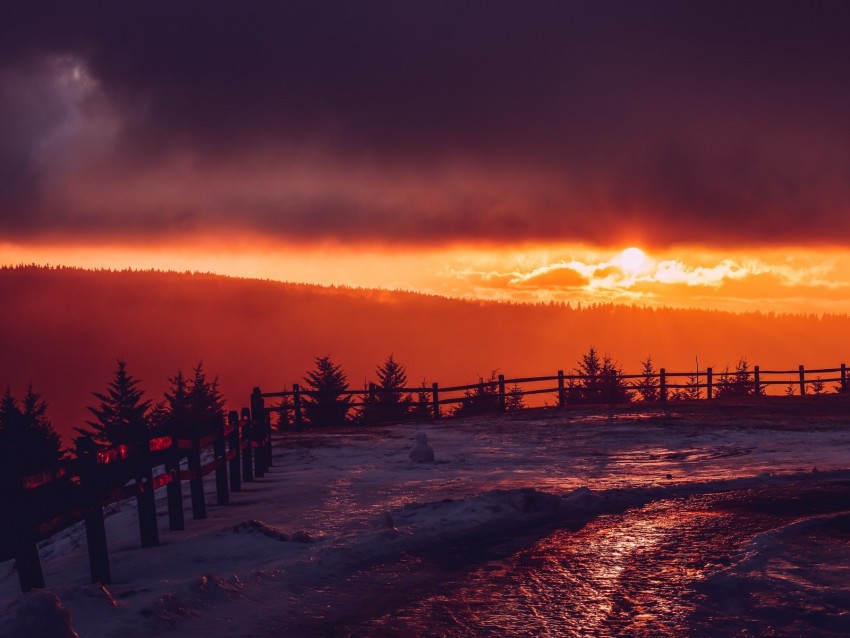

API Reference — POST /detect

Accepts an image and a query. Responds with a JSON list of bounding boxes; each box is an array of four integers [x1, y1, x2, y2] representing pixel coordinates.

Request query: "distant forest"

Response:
[[3, 265, 849, 440]]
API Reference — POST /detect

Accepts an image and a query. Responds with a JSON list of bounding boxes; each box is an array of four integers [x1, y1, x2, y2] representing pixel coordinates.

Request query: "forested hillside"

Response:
[[2, 266, 847, 440]]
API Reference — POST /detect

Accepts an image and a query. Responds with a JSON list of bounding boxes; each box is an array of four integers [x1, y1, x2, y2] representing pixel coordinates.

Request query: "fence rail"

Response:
[[260, 362, 848, 427], [1, 407, 274, 594]]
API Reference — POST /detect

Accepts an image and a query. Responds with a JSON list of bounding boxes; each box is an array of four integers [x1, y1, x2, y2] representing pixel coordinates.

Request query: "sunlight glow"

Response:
[[619, 247, 648, 275], [4, 239, 850, 315]]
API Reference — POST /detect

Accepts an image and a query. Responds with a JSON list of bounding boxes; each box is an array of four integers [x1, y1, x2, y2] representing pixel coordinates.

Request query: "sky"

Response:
[[3, 1, 850, 313]]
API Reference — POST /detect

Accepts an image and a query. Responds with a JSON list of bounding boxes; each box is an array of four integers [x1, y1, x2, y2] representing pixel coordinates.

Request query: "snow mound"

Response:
[[0, 590, 79, 638], [228, 520, 313, 543], [140, 574, 247, 629], [391, 487, 564, 537]]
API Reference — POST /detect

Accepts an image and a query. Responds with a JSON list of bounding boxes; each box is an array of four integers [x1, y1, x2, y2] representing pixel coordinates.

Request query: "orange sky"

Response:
[[5, 4, 850, 317], [3, 238, 849, 315]]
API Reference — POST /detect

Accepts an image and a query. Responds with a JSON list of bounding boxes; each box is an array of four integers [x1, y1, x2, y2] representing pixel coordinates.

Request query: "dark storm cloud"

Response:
[[2, 1, 850, 246]]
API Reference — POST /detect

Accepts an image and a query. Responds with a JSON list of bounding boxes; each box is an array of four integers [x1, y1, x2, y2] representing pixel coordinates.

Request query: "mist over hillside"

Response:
[[2, 266, 848, 441]]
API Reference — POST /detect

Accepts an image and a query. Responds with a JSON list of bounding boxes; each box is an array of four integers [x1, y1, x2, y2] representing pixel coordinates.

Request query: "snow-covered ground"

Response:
[[3, 404, 850, 637]]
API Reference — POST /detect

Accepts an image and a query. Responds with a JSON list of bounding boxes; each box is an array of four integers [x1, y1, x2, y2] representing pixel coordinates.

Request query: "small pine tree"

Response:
[[670, 374, 701, 401], [635, 356, 659, 403], [303, 356, 351, 427], [572, 347, 632, 404], [360, 354, 413, 425], [565, 374, 582, 404], [714, 357, 761, 399], [82, 360, 151, 446], [505, 383, 526, 411], [686, 373, 702, 400], [576, 346, 605, 403], [410, 381, 433, 421], [274, 390, 293, 429], [811, 376, 826, 395], [0, 385, 63, 476], [453, 371, 501, 416], [603, 356, 634, 404], [186, 363, 226, 435], [160, 369, 191, 435], [785, 379, 796, 396]]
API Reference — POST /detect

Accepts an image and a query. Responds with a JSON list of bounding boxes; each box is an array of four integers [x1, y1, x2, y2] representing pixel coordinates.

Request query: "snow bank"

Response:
[[0, 590, 78, 638]]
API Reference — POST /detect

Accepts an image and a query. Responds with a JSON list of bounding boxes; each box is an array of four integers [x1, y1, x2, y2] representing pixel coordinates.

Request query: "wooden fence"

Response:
[[5, 363, 846, 593], [1, 407, 273, 594], [259, 362, 849, 426]]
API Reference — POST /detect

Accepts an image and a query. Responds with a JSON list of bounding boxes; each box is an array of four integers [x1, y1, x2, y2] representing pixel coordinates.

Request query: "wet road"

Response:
[[275, 482, 850, 637]]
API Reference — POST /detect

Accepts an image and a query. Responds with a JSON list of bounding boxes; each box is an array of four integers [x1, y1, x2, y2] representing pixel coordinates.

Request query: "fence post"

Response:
[[841, 363, 847, 394], [608, 370, 617, 405], [432, 383, 441, 420], [214, 415, 229, 506], [707, 367, 713, 400], [166, 426, 185, 531], [292, 384, 303, 431], [264, 410, 274, 469], [188, 425, 207, 520], [6, 469, 45, 592], [241, 407, 254, 482], [557, 370, 565, 407], [498, 375, 506, 412], [251, 388, 266, 478], [799, 364, 806, 396], [659, 368, 667, 404], [135, 435, 159, 548], [228, 411, 241, 492], [76, 436, 110, 586], [754, 365, 761, 397]]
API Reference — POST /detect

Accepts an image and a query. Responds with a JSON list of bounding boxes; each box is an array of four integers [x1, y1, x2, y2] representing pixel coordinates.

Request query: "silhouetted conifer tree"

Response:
[[811, 376, 826, 395], [453, 371, 500, 416], [572, 347, 632, 404], [0, 385, 63, 476], [785, 379, 796, 396], [505, 383, 526, 411], [187, 363, 226, 434], [575, 346, 605, 403], [164, 369, 191, 424], [565, 375, 582, 403], [714, 357, 761, 398], [670, 374, 701, 401], [157, 368, 189, 439], [155, 364, 226, 438], [360, 354, 413, 424], [273, 389, 293, 428], [410, 381, 433, 421], [303, 356, 351, 427], [635, 356, 659, 403], [81, 360, 151, 446]]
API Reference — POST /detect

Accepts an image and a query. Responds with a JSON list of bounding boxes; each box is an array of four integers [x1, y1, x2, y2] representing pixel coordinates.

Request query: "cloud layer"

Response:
[[3, 2, 850, 247]]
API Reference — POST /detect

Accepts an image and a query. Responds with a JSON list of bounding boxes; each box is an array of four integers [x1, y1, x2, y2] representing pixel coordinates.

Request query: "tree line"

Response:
[[278, 347, 835, 428]]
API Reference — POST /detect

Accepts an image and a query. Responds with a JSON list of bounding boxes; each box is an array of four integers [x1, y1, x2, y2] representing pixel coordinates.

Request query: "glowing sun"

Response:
[[619, 247, 648, 274]]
